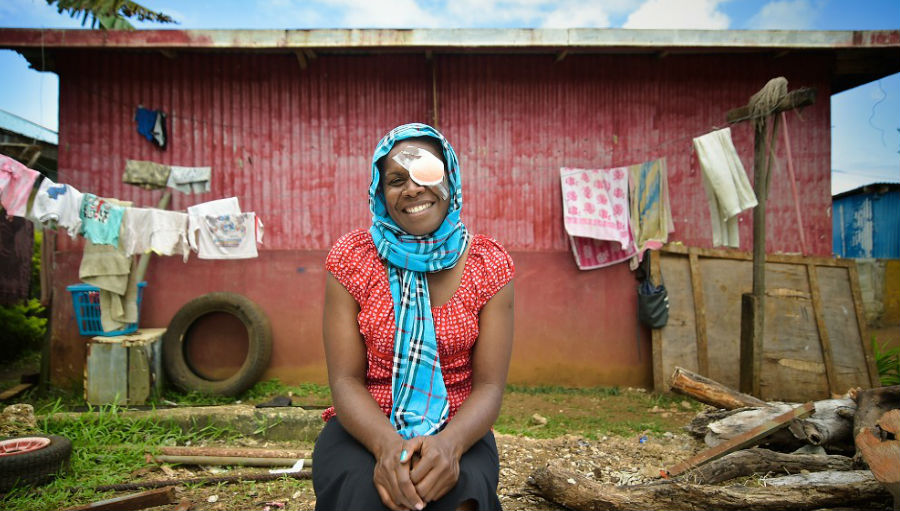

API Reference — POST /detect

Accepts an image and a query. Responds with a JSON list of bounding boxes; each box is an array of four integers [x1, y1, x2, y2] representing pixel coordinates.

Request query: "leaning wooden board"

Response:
[[650, 245, 877, 402]]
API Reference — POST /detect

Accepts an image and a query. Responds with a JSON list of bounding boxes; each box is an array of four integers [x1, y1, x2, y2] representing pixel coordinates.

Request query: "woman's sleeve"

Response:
[[472, 235, 515, 309], [325, 229, 373, 304]]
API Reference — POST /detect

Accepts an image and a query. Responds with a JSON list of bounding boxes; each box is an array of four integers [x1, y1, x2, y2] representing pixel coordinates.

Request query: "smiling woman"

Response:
[[313, 123, 515, 511]]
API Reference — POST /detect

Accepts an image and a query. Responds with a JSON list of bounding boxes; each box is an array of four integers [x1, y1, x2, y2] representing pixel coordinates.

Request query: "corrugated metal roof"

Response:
[[0, 109, 58, 145], [0, 27, 896, 50]]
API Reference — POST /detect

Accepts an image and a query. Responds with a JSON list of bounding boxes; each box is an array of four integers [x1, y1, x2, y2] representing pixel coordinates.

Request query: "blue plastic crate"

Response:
[[67, 282, 147, 337]]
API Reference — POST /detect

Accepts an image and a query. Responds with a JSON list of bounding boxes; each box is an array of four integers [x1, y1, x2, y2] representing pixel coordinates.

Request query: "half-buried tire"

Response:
[[0, 435, 72, 491], [164, 292, 272, 397]]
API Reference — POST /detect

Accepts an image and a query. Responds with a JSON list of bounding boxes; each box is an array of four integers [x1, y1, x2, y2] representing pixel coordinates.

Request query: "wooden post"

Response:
[[726, 85, 816, 397]]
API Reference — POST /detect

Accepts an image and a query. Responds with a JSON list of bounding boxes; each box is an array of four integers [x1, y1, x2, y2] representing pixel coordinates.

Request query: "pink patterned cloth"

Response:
[[560, 166, 637, 270], [0, 155, 40, 218]]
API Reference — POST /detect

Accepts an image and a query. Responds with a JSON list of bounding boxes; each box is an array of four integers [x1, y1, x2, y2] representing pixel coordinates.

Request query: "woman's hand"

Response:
[[373, 436, 426, 511], [409, 433, 462, 503]]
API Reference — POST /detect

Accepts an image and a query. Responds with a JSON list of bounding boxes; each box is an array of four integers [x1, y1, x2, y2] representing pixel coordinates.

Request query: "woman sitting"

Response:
[[312, 123, 515, 511]]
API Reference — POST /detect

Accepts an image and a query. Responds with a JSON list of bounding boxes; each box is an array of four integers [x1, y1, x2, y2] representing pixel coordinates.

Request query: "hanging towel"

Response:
[[79, 193, 126, 247], [123, 159, 171, 189], [561, 166, 633, 249], [0, 154, 40, 218], [693, 128, 758, 248], [628, 158, 674, 258], [134, 107, 167, 149], [27, 177, 84, 237], [167, 166, 211, 194], [560, 166, 637, 269], [569, 233, 637, 270]]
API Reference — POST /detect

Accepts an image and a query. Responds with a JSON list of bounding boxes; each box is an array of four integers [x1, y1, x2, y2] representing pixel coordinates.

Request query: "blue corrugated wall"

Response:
[[833, 187, 900, 258]]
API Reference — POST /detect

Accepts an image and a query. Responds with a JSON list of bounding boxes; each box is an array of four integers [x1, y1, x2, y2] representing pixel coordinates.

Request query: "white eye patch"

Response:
[[392, 147, 449, 200]]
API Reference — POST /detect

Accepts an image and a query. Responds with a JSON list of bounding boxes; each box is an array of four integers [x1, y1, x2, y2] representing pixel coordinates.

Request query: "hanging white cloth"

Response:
[[692, 127, 758, 248]]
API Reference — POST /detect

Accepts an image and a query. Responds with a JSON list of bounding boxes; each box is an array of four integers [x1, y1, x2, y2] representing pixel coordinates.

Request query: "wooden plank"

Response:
[[657, 249, 869, 401], [817, 266, 874, 391], [725, 88, 817, 124], [0, 383, 33, 401], [664, 401, 815, 478], [807, 263, 838, 395], [651, 252, 665, 392], [688, 249, 709, 376], [63, 487, 175, 511], [847, 262, 880, 388], [661, 244, 851, 267]]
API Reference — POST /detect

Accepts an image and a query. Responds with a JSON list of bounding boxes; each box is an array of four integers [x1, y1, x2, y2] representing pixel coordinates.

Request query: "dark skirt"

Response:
[[312, 417, 502, 511]]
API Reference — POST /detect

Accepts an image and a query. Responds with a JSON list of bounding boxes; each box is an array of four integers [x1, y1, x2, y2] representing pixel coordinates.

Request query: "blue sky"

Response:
[[0, 0, 897, 194]]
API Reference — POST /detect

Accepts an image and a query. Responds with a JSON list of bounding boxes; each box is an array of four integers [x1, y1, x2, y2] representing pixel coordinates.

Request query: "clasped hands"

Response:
[[374, 433, 461, 511]]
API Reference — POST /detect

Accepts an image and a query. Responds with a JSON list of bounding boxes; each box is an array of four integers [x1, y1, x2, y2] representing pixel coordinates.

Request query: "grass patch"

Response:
[[1, 403, 239, 511]]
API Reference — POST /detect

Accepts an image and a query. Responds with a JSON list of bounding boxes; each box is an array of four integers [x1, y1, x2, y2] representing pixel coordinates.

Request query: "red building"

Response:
[[1, 28, 898, 388]]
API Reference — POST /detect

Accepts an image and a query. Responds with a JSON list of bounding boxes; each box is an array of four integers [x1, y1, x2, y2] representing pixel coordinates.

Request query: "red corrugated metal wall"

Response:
[[50, 49, 832, 388]]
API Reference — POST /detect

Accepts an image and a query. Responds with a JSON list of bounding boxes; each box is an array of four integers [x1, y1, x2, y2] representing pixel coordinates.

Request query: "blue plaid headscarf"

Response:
[[369, 123, 468, 439]]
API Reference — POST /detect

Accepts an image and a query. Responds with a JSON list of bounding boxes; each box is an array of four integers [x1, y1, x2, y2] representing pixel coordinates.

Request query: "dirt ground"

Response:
[[143, 392, 703, 511], [152, 428, 703, 511]]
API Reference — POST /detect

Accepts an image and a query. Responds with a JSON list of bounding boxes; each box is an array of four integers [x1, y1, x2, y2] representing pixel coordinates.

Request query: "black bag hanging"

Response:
[[637, 254, 669, 329]]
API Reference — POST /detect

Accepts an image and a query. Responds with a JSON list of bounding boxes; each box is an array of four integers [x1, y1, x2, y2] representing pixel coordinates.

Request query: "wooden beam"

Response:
[[95, 471, 311, 492], [806, 263, 838, 395], [726, 87, 816, 124], [660, 244, 853, 267], [63, 487, 175, 511], [159, 49, 177, 59], [555, 49, 568, 63], [688, 249, 709, 375], [303, 48, 317, 59], [664, 401, 815, 478]]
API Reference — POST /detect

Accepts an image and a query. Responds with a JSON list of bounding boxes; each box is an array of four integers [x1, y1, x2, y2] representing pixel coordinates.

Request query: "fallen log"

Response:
[[790, 398, 856, 447], [670, 366, 768, 410], [680, 447, 853, 484], [702, 399, 855, 449], [530, 461, 890, 511], [666, 402, 815, 478], [158, 446, 310, 459]]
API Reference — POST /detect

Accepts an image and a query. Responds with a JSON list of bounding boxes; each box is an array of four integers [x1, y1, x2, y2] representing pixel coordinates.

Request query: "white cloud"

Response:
[[747, 0, 819, 30], [623, 0, 730, 29], [335, 0, 442, 28], [540, 2, 612, 28]]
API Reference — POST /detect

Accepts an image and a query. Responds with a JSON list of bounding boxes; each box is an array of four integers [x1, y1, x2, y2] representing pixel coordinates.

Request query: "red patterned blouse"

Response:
[[322, 229, 515, 423]]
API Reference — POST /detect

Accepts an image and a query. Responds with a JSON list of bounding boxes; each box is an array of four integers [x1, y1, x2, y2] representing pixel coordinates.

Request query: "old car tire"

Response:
[[163, 292, 272, 397], [0, 435, 72, 491]]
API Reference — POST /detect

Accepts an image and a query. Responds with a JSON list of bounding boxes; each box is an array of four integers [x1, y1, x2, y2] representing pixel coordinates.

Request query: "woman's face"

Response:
[[380, 139, 451, 236]]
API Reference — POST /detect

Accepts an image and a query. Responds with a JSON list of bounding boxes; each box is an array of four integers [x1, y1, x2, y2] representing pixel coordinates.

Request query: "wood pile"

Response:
[[529, 367, 899, 511]]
